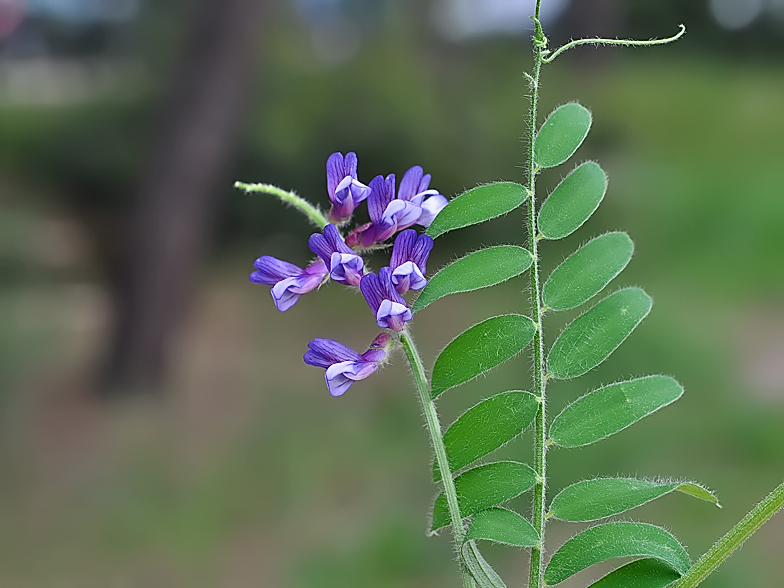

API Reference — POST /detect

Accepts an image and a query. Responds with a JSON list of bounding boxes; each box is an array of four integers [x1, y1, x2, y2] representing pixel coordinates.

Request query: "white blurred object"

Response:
[[709, 0, 764, 30], [431, 0, 570, 41]]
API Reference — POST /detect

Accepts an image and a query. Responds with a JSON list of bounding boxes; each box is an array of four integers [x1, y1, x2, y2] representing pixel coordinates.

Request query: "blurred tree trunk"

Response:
[[104, 0, 267, 392]]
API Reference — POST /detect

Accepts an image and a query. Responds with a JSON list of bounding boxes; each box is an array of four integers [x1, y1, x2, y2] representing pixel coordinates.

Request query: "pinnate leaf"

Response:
[[466, 507, 539, 547], [544, 522, 690, 585], [537, 161, 607, 239], [549, 375, 683, 448], [547, 287, 652, 380], [533, 103, 592, 168], [462, 541, 507, 588], [434, 391, 538, 481], [431, 461, 536, 531], [426, 183, 529, 239], [543, 232, 633, 311], [431, 315, 536, 398], [413, 246, 533, 312], [549, 478, 719, 522], [587, 558, 681, 588]]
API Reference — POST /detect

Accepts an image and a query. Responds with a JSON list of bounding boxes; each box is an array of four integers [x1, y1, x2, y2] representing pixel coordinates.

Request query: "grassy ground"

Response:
[[1, 56, 783, 587]]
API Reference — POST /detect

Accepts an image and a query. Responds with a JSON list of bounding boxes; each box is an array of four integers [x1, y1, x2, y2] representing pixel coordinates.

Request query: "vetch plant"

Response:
[[237, 5, 784, 587]]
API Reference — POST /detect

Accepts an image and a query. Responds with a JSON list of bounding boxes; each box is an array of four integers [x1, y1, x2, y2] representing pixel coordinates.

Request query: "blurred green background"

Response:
[[1, 0, 783, 586]]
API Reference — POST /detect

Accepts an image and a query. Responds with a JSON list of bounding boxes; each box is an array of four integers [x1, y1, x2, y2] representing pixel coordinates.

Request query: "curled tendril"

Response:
[[541, 24, 686, 64], [530, 16, 548, 51]]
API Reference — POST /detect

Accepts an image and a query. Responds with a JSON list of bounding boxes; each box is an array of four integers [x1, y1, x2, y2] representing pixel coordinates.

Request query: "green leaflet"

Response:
[[542, 232, 634, 311], [426, 182, 529, 239], [537, 161, 608, 239], [587, 558, 682, 588], [431, 315, 536, 399], [462, 541, 507, 588], [549, 375, 684, 448], [533, 103, 592, 169], [549, 478, 719, 522], [544, 522, 691, 585], [430, 461, 536, 532], [434, 391, 539, 481], [466, 507, 539, 547], [547, 287, 652, 380], [413, 246, 533, 312]]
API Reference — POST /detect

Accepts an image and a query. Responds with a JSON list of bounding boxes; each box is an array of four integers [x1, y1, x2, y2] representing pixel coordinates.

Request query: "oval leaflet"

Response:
[[533, 103, 592, 169], [538, 161, 607, 239], [547, 287, 652, 380], [549, 375, 684, 447], [543, 232, 633, 311], [427, 182, 529, 239], [431, 314, 536, 398], [414, 246, 532, 312]]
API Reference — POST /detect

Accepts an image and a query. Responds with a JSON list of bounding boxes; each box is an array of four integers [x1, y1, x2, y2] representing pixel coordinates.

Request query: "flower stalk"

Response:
[[235, 181, 330, 228], [398, 328, 473, 588]]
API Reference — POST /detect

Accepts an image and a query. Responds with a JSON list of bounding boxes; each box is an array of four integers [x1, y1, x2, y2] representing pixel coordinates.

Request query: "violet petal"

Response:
[[343, 151, 358, 179], [308, 233, 332, 266], [381, 199, 422, 232], [376, 300, 413, 331], [326, 152, 345, 197], [304, 338, 363, 367], [250, 256, 302, 284], [360, 272, 385, 315], [411, 234, 434, 274], [330, 252, 364, 286], [418, 194, 449, 227], [391, 261, 427, 293], [390, 229, 417, 271], [324, 224, 354, 255], [367, 174, 395, 224], [398, 166, 424, 202]]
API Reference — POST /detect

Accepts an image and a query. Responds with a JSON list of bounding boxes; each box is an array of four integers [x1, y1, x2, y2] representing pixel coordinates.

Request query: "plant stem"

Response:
[[398, 329, 472, 588], [541, 24, 685, 63], [234, 181, 330, 228], [526, 5, 548, 588], [673, 480, 784, 588]]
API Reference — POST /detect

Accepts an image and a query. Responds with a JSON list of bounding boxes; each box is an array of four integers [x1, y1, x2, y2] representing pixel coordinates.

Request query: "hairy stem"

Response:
[[235, 181, 330, 228], [673, 480, 784, 588], [526, 5, 548, 588], [398, 329, 472, 588], [542, 24, 685, 63]]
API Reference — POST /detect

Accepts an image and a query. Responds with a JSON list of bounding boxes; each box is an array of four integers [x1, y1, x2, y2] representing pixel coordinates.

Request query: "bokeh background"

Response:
[[1, 0, 783, 586]]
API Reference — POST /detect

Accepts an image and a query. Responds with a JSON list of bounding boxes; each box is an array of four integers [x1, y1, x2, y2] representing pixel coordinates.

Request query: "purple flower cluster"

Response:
[[250, 152, 447, 396]]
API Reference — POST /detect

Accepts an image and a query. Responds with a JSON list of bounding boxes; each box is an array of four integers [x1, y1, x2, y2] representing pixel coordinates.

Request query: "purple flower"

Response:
[[361, 174, 423, 246], [357, 167, 448, 246], [397, 165, 448, 228], [360, 267, 413, 331], [327, 152, 371, 223], [250, 256, 327, 311], [390, 229, 434, 294], [308, 224, 365, 287], [304, 333, 391, 396]]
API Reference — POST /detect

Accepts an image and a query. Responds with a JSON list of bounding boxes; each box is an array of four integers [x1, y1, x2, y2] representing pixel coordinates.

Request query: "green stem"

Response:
[[673, 480, 784, 588], [541, 24, 685, 63], [235, 181, 330, 228], [526, 6, 548, 588], [398, 329, 472, 588]]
